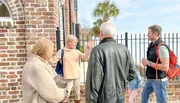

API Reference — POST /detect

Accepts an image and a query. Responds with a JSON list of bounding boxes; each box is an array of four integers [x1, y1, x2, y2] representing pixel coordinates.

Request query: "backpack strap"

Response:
[[60, 49, 64, 76], [61, 49, 64, 64], [156, 43, 165, 57], [154, 42, 165, 79]]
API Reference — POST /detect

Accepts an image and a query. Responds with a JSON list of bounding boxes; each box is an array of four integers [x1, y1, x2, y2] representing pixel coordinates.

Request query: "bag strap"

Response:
[[156, 43, 164, 57], [61, 49, 64, 64], [154, 43, 164, 79]]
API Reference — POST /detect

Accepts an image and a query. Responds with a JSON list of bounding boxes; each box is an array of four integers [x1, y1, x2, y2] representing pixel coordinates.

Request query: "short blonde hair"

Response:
[[31, 38, 54, 58], [66, 35, 78, 44]]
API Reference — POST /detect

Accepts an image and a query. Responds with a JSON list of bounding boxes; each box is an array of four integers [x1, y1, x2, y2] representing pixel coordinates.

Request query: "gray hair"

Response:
[[66, 35, 78, 44], [100, 21, 116, 37]]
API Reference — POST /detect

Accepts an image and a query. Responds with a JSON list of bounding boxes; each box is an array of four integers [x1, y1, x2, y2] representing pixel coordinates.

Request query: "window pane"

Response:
[[74, 0, 78, 10], [0, 3, 10, 17]]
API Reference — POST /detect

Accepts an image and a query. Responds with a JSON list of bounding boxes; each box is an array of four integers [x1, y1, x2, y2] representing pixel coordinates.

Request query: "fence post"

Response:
[[125, 32, 128, 47], [56, 27, 61, 51]]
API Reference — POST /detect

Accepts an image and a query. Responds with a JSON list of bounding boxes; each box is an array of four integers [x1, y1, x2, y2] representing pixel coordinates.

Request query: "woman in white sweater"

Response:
[[22, 38, 68, 103]]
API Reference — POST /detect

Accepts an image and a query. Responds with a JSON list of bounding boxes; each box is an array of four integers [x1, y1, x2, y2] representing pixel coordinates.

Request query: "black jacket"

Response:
[[86, 37, 136, 103], [146, 38, 167, 79]]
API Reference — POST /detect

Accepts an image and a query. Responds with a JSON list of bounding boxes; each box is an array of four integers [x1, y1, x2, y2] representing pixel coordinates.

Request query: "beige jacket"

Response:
[[22, 55, 67, 103], [57, 47, 90, 79]]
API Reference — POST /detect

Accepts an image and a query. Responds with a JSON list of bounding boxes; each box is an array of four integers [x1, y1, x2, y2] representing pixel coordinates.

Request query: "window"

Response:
[[0, 4, 10, 17], [74, 0, 78, 10], [72, 22, 76, 35], [0, 0, 12, 20]]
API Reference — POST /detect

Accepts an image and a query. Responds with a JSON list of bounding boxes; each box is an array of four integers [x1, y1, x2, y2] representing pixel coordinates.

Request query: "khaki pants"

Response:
[[64, 78, 80, 102]]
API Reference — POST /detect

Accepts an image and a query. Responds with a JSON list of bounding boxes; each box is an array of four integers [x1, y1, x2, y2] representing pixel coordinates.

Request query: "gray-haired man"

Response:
[[86, 21, 136, 103]]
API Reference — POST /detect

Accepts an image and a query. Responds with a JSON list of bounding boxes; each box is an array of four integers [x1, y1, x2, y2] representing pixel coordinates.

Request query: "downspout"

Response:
[[57, 0, 61, 49], [62, 4, 66, 46]]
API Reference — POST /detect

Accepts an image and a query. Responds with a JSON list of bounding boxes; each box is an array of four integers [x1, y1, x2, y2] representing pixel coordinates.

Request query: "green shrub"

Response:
[[79, 46, 84, 53]]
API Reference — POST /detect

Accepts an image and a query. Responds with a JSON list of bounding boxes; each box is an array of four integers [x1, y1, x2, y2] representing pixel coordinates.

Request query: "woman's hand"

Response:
[[87, 41, 94, 51], [61, 89, 68, 102]]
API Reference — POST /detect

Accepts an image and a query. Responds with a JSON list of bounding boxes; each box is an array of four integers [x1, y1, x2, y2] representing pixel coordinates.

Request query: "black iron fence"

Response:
[[56, 31, 180, 83]]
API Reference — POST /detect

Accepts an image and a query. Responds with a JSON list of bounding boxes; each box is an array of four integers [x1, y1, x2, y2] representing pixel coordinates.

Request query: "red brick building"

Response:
[[0, 0, 78, 102]]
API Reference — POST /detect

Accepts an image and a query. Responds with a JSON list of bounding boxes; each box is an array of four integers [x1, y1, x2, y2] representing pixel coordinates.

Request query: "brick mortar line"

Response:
[[0, 70, 22, 72]]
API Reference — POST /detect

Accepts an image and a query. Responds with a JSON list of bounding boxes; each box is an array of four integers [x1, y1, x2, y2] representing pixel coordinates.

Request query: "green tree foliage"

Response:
[[79, 46, 84, 53], [92, 19, 103, 37], [92, 0, 120, 36]]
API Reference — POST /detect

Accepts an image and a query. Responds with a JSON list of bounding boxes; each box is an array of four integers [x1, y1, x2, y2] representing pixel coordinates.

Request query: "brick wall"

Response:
[[64, 0, 70, 37], [0, 0, 59, 102], [24, 0, 58, 50], [64, 0, 77, 37], [0, 0, 25, 102], [67, 81, 180, 103]]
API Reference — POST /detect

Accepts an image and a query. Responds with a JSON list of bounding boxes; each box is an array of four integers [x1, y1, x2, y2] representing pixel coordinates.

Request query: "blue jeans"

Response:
[[141, 78, 168, 103]]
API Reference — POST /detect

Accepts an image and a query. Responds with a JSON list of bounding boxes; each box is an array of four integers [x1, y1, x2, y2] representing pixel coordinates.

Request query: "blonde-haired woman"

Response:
[[22, 38, 68, 103], [57, 35, 94, 103]]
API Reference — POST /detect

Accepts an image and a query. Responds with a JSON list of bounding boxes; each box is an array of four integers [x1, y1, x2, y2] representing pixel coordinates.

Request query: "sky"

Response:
[[78, 0, 180, 34]]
